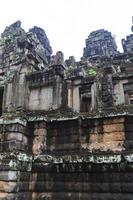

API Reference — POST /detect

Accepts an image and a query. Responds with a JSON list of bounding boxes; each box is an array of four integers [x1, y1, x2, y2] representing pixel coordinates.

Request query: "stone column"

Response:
[[0, 118, 32, 200]]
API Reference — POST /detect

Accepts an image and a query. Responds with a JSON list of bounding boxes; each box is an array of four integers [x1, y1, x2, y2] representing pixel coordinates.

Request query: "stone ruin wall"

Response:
[[0, 19, 132, 200], [0, 116, 133, 199]]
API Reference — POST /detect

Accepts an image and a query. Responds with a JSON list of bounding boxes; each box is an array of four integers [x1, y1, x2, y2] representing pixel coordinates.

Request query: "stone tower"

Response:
[[29, 26, 52, 63], [132, 16, 133, 32], [122, 17, 133, 53], [83, 29, 118, 58], [1, 20, 133, 200]]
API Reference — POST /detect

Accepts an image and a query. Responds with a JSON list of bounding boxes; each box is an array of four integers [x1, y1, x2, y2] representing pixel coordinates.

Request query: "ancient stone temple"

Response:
[[0, 20, 133, 200], [29, 26, 52, 62], [122, 17, 133, 53], [83, 29, 118, 58]]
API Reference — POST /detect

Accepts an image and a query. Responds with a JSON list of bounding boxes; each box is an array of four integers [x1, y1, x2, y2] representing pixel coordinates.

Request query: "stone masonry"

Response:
[[83, 29, 118, 58], [122, 17, 133, 53], [0, 19, 133, 200]]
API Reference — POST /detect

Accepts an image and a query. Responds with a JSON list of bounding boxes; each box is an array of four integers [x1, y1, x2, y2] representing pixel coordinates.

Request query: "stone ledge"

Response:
[[0, 118, 27, 126], [34, 153, 133, 164]]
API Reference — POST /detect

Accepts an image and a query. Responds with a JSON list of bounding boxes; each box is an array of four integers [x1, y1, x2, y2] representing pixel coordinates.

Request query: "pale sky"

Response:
[[0, 0, 133, 60]]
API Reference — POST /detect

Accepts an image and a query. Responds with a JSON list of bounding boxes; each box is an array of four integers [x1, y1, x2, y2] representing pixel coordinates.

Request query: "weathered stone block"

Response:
[[0, 171, 18, 181], [103, 123, 124, 133]]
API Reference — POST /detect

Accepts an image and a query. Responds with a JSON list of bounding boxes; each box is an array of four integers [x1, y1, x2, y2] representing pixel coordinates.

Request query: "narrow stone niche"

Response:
[[0, 88, 4, 116]]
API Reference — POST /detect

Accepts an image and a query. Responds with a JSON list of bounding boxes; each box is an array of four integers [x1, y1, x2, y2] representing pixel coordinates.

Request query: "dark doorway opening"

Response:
[[0, 88, 4, 116], [80, 97, 91, 112]]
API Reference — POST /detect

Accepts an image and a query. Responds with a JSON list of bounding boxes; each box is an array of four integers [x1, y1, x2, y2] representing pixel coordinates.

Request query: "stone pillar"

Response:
[[51, 65, 65, 109], [73, 85, 80, 112], [16, 72, 26, 110], [0, 118, 32, 200], [0, 153, 32, 199], [3, 65, 28, 113], [67, 83, 73, 109], [53, 76, 63, 109]]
